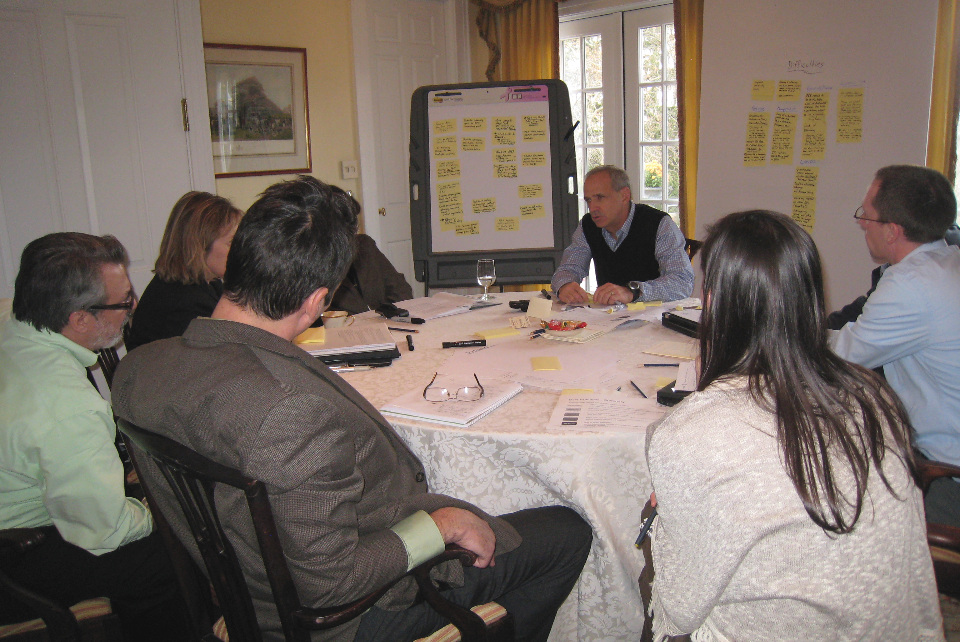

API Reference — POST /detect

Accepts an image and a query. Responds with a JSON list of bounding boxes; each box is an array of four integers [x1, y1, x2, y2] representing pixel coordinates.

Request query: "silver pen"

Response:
[[330, 365, 372, 373]]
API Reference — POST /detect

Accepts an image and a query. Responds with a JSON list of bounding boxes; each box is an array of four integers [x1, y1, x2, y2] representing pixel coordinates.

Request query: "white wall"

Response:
[[695, 0, 939, 309]]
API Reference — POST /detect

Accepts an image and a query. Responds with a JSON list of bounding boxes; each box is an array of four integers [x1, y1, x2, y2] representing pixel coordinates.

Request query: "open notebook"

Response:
[[294, 322, 399, 364], [381, 378, 523, 427]]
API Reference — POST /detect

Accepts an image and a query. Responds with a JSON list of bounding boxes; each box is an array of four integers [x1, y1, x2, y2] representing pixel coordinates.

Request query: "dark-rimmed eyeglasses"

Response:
[[423, 372, 484, 403], [88, 292, 137, 311], [853, 206, 886, 224]]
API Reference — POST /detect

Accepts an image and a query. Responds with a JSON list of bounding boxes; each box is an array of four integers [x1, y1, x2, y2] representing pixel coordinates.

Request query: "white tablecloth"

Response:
[[340, 294, 698, 640]]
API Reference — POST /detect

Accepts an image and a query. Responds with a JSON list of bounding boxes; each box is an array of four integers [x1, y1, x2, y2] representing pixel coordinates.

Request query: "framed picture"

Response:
[[204, 44, 311, 178]]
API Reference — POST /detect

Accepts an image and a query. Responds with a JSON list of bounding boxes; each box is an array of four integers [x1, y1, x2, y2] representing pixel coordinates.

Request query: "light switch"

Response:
[[340, 160, 359, 180]]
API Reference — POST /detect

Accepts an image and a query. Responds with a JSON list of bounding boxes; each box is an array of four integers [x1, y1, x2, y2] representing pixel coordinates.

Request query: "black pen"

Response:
[[635, 507, 658, 548], [441, 339, 486, 348], [642, 363, 677, 367], [388, 327, 418, 333], [629, 380, 647, 398], [406, 334, 415, 351]]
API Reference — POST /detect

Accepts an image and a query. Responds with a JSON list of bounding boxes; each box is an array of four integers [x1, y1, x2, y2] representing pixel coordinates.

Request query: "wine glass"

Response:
[[476, 259, 496, 301]]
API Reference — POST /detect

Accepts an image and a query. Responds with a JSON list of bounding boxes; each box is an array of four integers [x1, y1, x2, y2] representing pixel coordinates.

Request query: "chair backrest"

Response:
[[684, 238, 703, 260], [95, 347, 122, 390], [119, 419, 304, 642], [916, 457, 960, 599]]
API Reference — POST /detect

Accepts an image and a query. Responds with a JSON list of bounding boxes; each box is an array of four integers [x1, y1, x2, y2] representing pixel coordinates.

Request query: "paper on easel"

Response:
[[546, 392, 666, 432]]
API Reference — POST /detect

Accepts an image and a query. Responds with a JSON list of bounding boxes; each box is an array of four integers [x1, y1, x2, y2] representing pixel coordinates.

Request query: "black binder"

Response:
[[661, 311, 699, 339]]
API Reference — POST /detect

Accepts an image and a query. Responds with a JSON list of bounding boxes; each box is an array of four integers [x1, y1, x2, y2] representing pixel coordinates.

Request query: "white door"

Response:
[[352, 0, 467, 297], [0, 0, 214, 298]]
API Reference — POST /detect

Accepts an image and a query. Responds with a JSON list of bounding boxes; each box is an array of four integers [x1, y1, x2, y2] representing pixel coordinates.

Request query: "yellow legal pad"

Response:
[[473, 327, 521, 340], [531, 356, 562, 371], [294, 327, 326, 345]]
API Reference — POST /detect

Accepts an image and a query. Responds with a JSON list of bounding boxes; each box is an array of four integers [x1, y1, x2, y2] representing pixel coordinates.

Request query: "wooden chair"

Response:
[[0, 528, 122, 642], [118, 420, 513, 642], [94, 348, 121, 390], [916, 458, 960, 598], [683, 238, 703, 260]]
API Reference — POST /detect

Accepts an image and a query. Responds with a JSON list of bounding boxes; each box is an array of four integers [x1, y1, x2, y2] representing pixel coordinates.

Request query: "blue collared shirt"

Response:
[[832, 240, 960, 466], [551, 203, 694, 301]]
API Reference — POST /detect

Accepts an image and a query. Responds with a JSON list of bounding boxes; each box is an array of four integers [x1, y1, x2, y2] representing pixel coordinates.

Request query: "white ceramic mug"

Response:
[[321, 310, 354, 328]]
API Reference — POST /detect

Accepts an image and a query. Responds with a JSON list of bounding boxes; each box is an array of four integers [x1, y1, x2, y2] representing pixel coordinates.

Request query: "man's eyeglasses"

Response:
[[853, 206, 886, 224], [88, 292, 137, 311], [423, 372, 484, 403]]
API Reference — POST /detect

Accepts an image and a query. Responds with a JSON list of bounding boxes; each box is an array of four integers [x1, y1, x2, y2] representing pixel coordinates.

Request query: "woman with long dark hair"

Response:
[[645, 210, 941, 640]]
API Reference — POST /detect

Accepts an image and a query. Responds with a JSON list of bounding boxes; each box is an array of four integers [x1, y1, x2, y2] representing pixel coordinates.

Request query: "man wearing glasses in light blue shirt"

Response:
[[831, 165, 960, 529]]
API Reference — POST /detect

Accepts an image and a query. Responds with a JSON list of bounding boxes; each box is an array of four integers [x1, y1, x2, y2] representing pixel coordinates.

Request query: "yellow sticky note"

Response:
[[474, 327, 521, 340], [526, 297, 553, 320], [532, 356, 562, 371], [655, 376, 674, 388], [561, 388, 594, 394], [294, 327, 325, 344]]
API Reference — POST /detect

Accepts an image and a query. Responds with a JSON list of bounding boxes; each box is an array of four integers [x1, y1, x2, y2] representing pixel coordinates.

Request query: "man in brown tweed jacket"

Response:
[[113, 176, 591, 641]]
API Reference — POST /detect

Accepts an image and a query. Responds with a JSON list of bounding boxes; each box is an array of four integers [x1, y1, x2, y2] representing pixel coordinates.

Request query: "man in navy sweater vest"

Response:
[[551, 165, 693, 305]]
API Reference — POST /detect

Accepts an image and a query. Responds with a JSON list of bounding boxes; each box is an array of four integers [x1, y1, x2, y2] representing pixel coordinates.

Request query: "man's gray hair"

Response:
[[585, 165, 632, 193], [12, 233, 129, 333]]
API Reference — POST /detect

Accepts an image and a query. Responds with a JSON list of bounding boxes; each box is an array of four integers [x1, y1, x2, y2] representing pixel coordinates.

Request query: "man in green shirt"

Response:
[[0, 233, 191, 640]]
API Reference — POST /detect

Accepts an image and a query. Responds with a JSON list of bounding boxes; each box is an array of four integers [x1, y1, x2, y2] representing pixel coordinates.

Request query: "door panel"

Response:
[[354, 0, 458, 297], [0, 0, 213, 298]]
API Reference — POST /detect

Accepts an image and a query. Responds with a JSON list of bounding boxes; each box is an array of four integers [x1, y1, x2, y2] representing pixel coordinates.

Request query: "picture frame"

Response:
[[203, 43, 311, 178]]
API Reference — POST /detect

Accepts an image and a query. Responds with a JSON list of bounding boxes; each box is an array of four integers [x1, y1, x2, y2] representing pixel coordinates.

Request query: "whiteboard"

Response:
[[695, 0, 939, 308]]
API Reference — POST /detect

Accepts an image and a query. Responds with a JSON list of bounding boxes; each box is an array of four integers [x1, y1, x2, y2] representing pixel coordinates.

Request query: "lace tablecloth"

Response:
[[341, 295, 697, 641]]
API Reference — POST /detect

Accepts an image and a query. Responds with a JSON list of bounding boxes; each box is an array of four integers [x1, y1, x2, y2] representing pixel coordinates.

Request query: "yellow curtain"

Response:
[[927, 0, 960, 183], [473, 0, 558, 292], [674, 0, 704, 238], [473, 0, 559, 82]]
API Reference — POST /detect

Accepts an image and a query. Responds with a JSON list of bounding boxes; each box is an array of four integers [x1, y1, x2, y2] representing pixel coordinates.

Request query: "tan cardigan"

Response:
[[645, 377, 943, 642]]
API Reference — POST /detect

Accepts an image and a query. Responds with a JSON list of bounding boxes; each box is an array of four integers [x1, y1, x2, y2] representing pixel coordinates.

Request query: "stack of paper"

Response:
[[397, 292, 476, 320], [381, 377, 523, 427], [295, 322, 397, 358]]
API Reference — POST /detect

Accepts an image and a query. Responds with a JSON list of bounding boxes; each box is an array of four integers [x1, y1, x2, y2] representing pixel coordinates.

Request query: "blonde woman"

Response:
[[126, 192, 241, 350]]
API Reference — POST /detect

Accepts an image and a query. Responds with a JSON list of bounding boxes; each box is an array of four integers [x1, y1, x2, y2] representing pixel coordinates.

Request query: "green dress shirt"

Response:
[[0, 318, 152, 555]]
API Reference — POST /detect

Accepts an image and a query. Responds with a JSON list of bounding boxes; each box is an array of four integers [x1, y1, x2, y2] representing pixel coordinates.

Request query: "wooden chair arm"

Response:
[[928, 522, 960, 554], [916, 458, 960, 493], [292, 545, 478, 631]]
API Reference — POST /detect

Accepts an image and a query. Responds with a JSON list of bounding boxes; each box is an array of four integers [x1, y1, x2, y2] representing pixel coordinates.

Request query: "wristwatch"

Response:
[[627, 281, 643, 303]]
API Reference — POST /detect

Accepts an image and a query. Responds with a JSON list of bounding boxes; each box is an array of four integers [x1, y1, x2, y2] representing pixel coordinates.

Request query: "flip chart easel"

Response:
[[409, 80, 579, 289]]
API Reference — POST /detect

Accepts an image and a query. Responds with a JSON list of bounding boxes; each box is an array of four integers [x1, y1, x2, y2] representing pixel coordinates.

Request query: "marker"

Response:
[[389, 316, 425, 325], [529, 328, 546, 340], [634, 507, 658, 548], [630, 380, 648, 398], [540, 288, 552, 300], [406, 334, 415, 351], [642, 363, 677, 367], [388, 327, 418, 333], [442, 339, 487, 349]]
